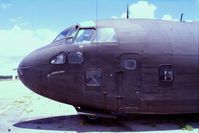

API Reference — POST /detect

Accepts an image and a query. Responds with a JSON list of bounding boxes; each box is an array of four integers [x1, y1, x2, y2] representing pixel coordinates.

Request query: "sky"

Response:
[[0, 0, 199, 75]]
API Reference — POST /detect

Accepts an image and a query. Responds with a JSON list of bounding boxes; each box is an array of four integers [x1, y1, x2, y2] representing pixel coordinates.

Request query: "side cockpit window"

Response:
[[73, 27, 117, 45], [74, 29, 95, 44], [94, 28, 117, 43]]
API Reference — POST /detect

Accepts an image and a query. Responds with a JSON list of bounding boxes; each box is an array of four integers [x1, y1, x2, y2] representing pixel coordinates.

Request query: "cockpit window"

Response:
[[53, 26, 78, 43], [74, 29, 95, 44], [94, 28, 117, 43], [54, 28, 71, 42], [68, 26, 78, 37]]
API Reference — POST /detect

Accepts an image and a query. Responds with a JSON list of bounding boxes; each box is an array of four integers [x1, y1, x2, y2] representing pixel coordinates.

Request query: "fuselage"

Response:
[[18, 19, 199, 114]]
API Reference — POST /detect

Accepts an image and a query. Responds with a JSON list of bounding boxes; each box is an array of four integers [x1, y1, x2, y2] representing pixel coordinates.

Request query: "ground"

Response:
[[0, 80, 198, 133]]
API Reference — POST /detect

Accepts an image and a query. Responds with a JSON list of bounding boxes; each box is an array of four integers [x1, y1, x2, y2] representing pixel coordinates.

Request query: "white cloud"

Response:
[[162, 14, 178, 21], [162, 14, 173, 20], [121, 13, 127, 18], [121, 1, 157, 19], [119, 1, 195, 22], [186, 20, 193, 22], [0, 56, 22, 75], [111, 16, 119, 19], [10, 16, 22, 23], [0, 25, 57, 57], [162, 14, 193, 22], [9, 16, 30, 27], [0, 3, 11, 9]]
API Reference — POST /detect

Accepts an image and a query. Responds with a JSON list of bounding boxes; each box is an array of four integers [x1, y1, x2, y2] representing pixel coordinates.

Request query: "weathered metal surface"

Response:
[[18, 19, 199, 115]]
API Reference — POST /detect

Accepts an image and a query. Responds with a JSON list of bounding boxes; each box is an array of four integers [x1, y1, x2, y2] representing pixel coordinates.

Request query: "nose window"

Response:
[[50, 53, 66, 65]]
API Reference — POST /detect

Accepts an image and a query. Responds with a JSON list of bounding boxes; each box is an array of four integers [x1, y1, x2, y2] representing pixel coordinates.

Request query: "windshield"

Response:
[[54, 29, 70, 42], [54, 26, 78, 42]]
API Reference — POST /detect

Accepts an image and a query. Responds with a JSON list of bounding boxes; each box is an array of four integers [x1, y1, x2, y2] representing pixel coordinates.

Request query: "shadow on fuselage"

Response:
[[13, 114, 199, 132]]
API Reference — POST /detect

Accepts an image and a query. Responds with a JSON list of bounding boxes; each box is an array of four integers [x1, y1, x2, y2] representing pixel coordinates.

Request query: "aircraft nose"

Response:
[[18, 51, 41, 91]]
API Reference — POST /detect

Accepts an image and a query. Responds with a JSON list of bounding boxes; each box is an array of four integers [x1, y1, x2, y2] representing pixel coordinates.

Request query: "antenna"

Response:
[[180, 13, 184, 22], [127, 3, 129, 19], [96, 0, 98, 22]]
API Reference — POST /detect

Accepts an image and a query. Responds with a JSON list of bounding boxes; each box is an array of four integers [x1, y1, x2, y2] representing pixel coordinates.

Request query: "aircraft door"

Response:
[[82, 44, 119, 112], [82, 44, 109, 111], [115, 53, 142, 113]]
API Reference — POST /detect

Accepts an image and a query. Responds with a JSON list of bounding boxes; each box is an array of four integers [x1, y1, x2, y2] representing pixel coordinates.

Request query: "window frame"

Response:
[[53, 29, 71, 42], [73, 28, 96, 45], [85, 68, 102, 87], [53, 25, 79, 43], [68, 51, 84, 64], [122, 59, 137, 70], [159, 64, 174, 82], [50, 52, 66, 65]]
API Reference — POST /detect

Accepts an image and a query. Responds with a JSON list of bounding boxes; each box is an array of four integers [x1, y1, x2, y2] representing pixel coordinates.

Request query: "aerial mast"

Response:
[[127, 3, 129, 19], [180, 13, 184, 22]]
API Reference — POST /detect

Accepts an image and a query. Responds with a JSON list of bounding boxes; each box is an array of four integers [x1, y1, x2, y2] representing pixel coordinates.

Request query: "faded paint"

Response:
[[17, 19, 199, 116]]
